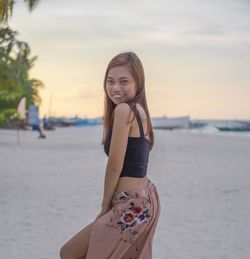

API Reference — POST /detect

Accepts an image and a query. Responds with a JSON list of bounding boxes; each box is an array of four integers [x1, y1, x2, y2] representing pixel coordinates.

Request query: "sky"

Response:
[[8, 0, 250, 119]]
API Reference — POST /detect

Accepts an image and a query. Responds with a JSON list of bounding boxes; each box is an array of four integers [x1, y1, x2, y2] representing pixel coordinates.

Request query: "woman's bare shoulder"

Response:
[[114, 103, 134, 125]]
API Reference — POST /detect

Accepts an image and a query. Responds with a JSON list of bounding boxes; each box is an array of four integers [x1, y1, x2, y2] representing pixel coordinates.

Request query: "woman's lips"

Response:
[[113, 94, 123, 98]]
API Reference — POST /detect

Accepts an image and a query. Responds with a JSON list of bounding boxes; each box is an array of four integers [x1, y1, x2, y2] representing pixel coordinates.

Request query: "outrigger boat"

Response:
[[152, 116, 190, 129]]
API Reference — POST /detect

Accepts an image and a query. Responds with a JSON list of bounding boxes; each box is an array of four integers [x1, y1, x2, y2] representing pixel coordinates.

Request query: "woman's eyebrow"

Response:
[[107, 76, 129, 79]]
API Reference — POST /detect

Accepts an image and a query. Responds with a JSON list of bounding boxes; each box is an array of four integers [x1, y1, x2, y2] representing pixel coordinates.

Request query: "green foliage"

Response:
[[0, 91, 22, 110], [24, 0, 40, 11], [0, 108, 16, 125], [0, 26, 44, 126], [0, 0, 14, 24], [0, 0, 40, 24]]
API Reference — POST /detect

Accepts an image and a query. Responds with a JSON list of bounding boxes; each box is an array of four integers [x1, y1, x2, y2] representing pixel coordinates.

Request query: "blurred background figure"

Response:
[[28, 104, 46, 139], [43, 114, 55, 131]]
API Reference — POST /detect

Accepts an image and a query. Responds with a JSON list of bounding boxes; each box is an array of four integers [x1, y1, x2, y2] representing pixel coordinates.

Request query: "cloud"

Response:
[[11, 0, 250, 51]]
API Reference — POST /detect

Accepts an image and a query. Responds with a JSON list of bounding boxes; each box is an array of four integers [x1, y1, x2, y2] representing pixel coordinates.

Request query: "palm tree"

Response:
[[0, 0, 40, 24], [0, 26, 44, 125]]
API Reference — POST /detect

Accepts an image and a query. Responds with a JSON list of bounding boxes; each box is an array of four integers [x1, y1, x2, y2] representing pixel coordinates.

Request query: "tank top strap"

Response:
[[134, 107, 144, 137]]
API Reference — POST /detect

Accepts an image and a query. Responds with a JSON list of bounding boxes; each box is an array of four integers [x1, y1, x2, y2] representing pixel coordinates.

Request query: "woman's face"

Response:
[[105, 66, 137, 105]]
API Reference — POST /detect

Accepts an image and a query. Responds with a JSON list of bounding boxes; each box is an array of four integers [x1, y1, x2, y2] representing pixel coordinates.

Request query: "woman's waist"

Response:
[[111, 177, 157, 207], [115, 176, 149, 193]]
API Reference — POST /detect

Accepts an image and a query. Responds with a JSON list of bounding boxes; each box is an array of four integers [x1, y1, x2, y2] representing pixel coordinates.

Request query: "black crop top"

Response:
[[103, 107, 150, 178]]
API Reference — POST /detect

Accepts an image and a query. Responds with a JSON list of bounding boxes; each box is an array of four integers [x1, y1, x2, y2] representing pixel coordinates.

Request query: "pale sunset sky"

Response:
[[9, 0, 250, 119]]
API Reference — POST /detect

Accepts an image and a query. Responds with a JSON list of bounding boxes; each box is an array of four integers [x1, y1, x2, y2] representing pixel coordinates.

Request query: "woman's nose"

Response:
[[113, 82, 121, 90]]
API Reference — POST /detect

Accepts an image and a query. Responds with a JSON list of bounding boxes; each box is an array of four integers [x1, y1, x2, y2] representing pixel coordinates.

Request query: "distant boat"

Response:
[[48, 117, 101, 127], [152, 116, 190, 129], [215, 120, 250, 132], [75, 118, 101, 126], [217, 126, 250, 132]]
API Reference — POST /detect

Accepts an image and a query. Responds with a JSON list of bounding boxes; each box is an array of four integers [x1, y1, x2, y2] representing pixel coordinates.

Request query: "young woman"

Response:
[[60, 51, 161, 259]]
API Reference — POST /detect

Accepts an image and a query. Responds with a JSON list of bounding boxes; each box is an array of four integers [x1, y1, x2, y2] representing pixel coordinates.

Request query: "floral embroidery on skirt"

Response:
[[105, 189, 153, 244], [117, 201, 151, 230]]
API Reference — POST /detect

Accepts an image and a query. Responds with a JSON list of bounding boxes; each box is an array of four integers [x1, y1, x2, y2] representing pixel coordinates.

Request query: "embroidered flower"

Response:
[[130, 204, 144, 215], [117, 202, 151, 230], [119, 192, 129, 201], [123, 212, 136, 223]]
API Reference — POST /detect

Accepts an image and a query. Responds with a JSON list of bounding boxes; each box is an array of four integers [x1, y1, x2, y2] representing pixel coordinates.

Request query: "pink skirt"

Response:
[[86, 177, 161, 259]]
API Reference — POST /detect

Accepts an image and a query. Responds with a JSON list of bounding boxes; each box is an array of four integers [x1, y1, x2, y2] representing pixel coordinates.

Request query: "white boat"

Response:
[[152, 116, 190, 129]]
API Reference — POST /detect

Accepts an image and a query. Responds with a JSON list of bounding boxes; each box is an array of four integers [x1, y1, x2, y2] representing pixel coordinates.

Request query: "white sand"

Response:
[[0, 126, 250, 259]]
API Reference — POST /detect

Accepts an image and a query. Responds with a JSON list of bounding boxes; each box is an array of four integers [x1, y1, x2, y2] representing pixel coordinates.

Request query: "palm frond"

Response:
[[0, 0, 40, 24], [24, 0, 40, 11]]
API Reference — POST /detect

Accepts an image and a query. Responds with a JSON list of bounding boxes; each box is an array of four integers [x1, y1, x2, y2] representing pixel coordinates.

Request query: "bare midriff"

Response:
[[114, 176, 149, 193]]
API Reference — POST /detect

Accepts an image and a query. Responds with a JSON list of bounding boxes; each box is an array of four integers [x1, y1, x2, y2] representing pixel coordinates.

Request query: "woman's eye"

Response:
[[106, 80, 113, 84], [121, 80, 128, 85]]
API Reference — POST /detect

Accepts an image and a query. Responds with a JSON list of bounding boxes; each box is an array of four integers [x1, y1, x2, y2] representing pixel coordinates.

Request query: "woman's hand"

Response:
[[95, 207, 110, 220]]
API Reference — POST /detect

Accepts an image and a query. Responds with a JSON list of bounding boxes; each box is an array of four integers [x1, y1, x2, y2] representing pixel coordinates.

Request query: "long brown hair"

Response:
[[101, 51, 154, 151]]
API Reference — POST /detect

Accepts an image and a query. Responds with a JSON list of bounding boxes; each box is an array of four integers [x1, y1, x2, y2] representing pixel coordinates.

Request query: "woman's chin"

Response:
[[112, 98, 122, 104]]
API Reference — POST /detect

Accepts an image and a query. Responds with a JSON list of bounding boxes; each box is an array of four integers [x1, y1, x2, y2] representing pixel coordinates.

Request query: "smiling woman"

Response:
[[105, 66, 137, 105], [60, 51, 160, 259]]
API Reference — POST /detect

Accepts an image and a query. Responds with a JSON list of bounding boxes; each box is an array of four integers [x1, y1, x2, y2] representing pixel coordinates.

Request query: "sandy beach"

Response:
[[0, 126, 250, 259]]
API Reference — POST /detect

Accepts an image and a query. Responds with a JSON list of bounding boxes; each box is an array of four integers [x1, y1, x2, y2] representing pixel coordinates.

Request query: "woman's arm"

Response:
[[101, 103, 132, 210]]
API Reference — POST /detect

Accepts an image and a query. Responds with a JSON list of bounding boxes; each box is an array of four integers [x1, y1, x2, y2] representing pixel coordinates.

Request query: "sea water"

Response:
[[186, 119, 250, 138]]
